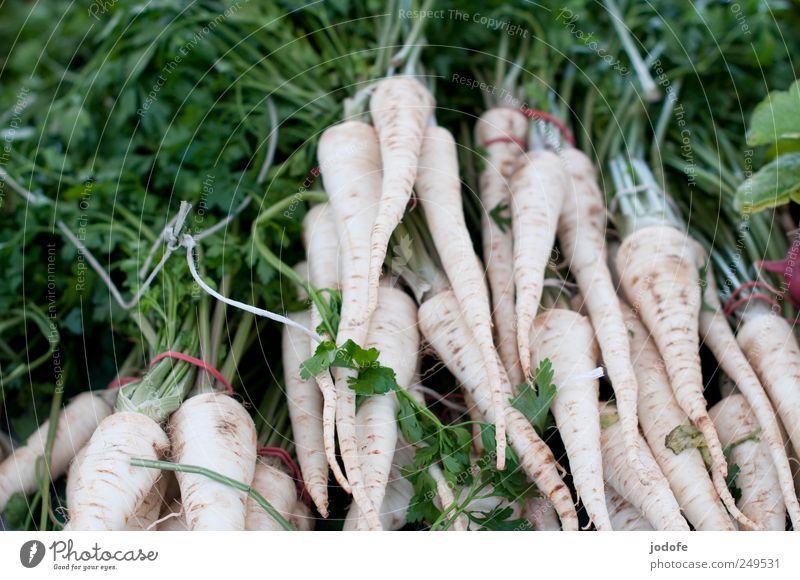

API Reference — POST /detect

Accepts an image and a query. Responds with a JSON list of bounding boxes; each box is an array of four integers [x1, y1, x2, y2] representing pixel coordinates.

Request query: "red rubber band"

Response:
[[258, 446, 310, 506], [723, 293, 781, 318], [519, 108, 577, 147], [727, 280, 782, 303], [723, 280, 784, 317], [482, 135, 527, 149], [106, 376, 139, 390], [149, 350, 233, 395]]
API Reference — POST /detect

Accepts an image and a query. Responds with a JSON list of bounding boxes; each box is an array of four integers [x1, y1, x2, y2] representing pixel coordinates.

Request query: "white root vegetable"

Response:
[[358, 286, 418, 529], [127, 472, 168, 530], [289, 499, 315, 531], [343, 285, 419, 530], [523, 497, 561, 531], [695, 263, 800, 527], [530, 308, 612, 530], [558, 148, 643, 478], [304, 204, 379, 527], [475, 108, 527, 387], [70, 412, 169, 530], [345, 433, 417, 531], [366, 76, 434, 318], [709, 395, 786, 531], [317, 119, 381, 342], [605, 486, 654, 531], [418, 290, 578, 530], [245, 459, 297, 531], [510, 150, 567, 379], [416, 125, 508, 467], [621, 302, 734, 530], [616, 225, 755, 529], [0, 391, 112, 511], [283, 309, 329, 517], [65, 445, 86, 519], [599, 402, 688, 531], [737, 313, 800, 464], [68, 444, 168, 531], [169, 393, 257, 531], [302, 204, 350, 493], [318, 122, 383, 498]]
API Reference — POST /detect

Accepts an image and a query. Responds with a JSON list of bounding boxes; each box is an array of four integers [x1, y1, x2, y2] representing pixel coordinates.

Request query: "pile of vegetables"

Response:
[[2, 0, 800, 531]]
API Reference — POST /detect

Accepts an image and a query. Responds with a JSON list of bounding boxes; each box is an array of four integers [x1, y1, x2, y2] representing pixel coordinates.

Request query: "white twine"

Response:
[[146, 508, 183, 531], [557, 366, 605, 389], [58, 199, 321, 342], [138, 213, 178, 279]]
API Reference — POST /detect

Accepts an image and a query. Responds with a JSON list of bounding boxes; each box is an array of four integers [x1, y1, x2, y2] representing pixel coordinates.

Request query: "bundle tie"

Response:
[[258, 446, 310, 506], [519, 108, 577, 147], [722, 280, 783, 317], [57, 198, 321, 343], [105, 352, 233, 395], [482, 135, 527, 149], [723, 293, 782, 317], [150, 351, 233, 395]]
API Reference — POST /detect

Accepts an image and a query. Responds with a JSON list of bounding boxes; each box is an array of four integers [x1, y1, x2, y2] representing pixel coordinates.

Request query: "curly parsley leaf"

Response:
[[479, 425, 538, 502], [511, 358, 557, 435], [467, 505, 532, 531], [299, 338, 399, 396], [406, 470, 440, 525]]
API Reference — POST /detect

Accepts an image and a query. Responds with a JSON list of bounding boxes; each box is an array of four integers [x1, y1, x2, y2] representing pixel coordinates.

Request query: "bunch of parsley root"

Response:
[[1, 0, 800, 531]]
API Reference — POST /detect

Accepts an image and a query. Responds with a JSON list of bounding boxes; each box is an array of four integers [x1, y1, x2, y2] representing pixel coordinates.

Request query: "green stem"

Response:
[[220, 313, 255, 386], [131, 459, 293, 531], [602, 0, 659, 101], [3, 306, 58, 384], [208, 275, 230, 369], [250, 190, 334, 335], [387, 0, 433, 75], [432, 479, 492, 531], [38, 382, 65, 531]]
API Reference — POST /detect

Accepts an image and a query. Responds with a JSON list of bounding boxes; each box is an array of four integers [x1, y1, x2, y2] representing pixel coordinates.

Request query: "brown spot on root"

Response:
[[216, 418, 238, 438]]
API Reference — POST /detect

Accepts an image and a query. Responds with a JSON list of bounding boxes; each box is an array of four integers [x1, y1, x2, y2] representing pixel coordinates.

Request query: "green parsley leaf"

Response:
[[299, 340, 338, 380], [511, 358, 557, 435], [727, 463, 742, 503], [468, 505, 532, 531], [489, 202, 512, 233], [348, 365, 397, 395]]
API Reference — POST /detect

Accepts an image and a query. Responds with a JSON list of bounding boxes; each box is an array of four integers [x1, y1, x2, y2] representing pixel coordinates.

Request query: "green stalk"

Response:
[[596, 81, 637, 167], [387, 0, 433, 75], [390, 218, 449, 304], [207, 275, 230, 368], [602, 0, 660, 102], [2, 307, 58, 384], [131, 459, 293, 531], [250, 190, 333, 335], [220, 313, 255, 386], [609, 154, 684, 238], [196, 292, 212, 391], [37, 380, 65, 531]]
